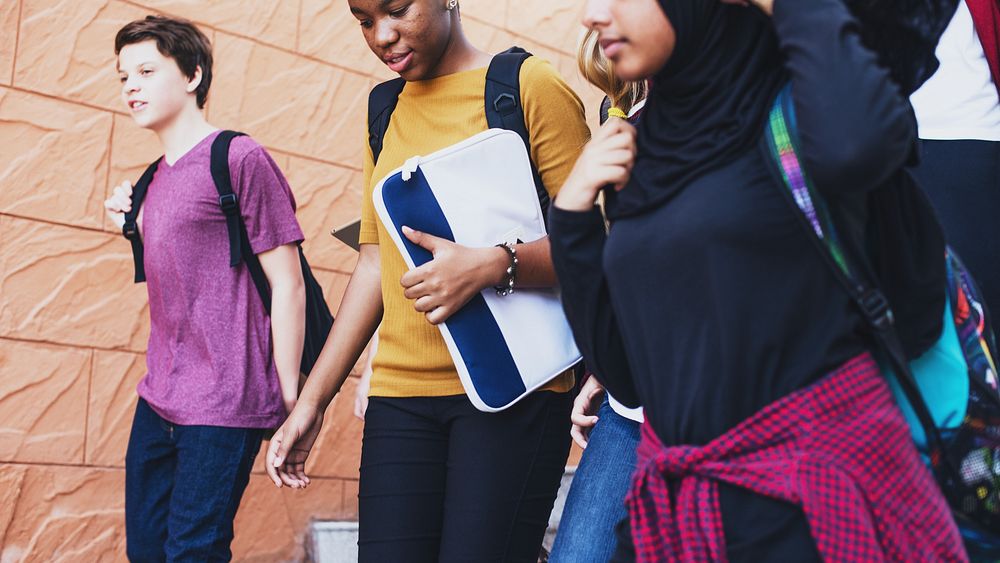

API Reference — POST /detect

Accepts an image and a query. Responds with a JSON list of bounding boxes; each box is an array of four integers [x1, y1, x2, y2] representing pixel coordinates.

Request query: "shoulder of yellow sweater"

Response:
[[518, 55, 566, 91], [516, 55, 586, 130], [517, 55, 584, 113]]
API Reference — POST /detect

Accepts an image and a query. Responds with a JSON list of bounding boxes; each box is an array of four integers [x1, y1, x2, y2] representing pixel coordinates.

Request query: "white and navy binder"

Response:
[[373, 129, 581, 412]]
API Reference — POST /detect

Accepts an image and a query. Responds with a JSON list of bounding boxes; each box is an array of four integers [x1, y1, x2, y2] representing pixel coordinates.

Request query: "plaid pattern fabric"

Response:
[[626, 353, 968, 562]]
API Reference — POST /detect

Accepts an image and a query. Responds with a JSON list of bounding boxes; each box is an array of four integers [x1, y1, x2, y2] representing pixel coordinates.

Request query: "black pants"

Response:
[[913, 139, 1000, 328], [358, 391, 573, 563]]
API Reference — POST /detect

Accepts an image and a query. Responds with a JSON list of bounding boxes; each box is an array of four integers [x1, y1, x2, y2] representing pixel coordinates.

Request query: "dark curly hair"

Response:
[[845, 0, 960, 95]]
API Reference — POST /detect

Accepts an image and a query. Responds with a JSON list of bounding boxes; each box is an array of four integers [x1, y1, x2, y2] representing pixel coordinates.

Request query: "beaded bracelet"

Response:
[[494, 242, 518, 297]]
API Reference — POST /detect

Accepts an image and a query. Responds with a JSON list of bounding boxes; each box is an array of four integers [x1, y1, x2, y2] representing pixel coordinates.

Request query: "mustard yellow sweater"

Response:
[[360, 57, 591, 397]]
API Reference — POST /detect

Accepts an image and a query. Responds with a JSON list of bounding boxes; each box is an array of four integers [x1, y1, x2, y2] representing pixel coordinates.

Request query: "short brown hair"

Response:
[[115, 16, 213, 109]]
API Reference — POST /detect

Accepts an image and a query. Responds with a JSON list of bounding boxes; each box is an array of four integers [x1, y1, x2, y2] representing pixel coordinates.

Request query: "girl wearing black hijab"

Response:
[[549, 0, 967, 560]]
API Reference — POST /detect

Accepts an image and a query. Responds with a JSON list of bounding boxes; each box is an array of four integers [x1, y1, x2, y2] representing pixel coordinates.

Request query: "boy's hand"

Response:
[[283, 396, 297, 417], [555, 119, 636, 212], [399, 226, 507, 325], [266, 402, 324, 489], [104, 180, 134, 231]]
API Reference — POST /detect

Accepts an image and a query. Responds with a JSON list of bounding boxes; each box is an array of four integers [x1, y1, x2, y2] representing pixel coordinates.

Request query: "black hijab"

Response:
[[606, 0, 956, 357], [605, 2, 786, 220]]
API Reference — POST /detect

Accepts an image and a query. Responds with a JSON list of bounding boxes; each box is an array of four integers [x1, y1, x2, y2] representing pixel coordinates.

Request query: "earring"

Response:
[[447, 0, 458, 9]]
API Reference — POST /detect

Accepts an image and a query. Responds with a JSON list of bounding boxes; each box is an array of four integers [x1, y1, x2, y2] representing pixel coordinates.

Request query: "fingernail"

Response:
[[273, 457, 283, 466]]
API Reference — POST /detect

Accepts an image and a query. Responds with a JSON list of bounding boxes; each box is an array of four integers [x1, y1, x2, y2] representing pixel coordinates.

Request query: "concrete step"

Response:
[[309, 467, 576, 563]]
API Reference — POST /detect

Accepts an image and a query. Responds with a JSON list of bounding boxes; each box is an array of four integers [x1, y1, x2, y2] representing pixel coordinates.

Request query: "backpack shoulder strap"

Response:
[[367, 78, 406, 166], [599, 96, 612, 126], [762, 84, 953, 473], [485, 47, 550, 218], [122, 157, 163, 283], [209, 130, 271, 311], [210, 130, 248, 267], [763, 86, 852, 276]]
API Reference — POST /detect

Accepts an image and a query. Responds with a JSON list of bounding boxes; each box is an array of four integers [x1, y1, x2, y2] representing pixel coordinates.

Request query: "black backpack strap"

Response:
[[485, 47, 550, 218], [211, 131, 248, 267], [122, 158, 162, 283], [599, 96, 612, 126], [209, 130, 272, 312], [760, 88, 960, 482], [367, 78, 406, 166]]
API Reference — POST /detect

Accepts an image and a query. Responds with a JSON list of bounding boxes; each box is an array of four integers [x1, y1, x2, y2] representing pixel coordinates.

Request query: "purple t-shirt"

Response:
[[136, 131, 304, 429]]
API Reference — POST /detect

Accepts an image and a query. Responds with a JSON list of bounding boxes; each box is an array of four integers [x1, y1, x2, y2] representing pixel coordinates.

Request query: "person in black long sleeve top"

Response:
[[555, 0, 913, 450], [550, 0, 966, 561]]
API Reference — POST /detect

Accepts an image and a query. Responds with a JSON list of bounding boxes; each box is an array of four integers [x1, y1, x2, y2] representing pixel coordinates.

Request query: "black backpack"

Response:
[[366, 47, 551, 220], [121, 131, 334, 377]]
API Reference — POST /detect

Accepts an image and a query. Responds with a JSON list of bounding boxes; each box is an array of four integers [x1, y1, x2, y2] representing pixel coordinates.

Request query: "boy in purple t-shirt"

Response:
[[103, 16, 306, 561]]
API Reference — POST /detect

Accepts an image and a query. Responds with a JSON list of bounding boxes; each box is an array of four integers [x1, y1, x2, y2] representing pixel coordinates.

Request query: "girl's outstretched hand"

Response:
[[266, 402, 324, 489]]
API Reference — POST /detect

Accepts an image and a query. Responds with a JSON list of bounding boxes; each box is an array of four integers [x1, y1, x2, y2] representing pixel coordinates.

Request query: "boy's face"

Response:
[[117, 40, 200, 130]]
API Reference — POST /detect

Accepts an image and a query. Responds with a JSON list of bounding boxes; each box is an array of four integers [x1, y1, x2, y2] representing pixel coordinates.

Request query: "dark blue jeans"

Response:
[[125, 398, 263, 562], [550, 399, 640, 563]]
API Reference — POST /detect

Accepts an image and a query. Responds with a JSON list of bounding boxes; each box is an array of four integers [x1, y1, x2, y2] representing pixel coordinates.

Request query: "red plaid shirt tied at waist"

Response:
[[626, 353, 967, 562]]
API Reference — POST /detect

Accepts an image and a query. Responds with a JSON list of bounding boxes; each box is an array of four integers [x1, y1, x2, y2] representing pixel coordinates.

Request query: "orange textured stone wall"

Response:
[[0, 1, 599, 561]]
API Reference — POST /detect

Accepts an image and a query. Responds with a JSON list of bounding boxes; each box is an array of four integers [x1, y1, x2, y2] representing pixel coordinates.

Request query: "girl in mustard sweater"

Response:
[[267, 1, 591, 561]]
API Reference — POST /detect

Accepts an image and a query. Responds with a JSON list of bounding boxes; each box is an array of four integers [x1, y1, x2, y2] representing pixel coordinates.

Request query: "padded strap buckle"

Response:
[[219, 193, 239, 216], [493, 92, 517, 115], [860, 289, 894, 331], [122, 221, 139, 241]]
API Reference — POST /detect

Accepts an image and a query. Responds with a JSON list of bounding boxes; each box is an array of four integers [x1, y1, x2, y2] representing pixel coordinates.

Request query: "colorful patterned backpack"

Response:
[[763, 84, 1000, 556]]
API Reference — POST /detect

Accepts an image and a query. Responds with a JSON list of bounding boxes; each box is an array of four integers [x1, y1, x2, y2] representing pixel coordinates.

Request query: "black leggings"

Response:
[[913, 139, 1000, 328], [358, 391, 573, 563]]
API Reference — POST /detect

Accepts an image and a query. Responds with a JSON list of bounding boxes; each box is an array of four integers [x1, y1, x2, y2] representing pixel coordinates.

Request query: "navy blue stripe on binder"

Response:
[[380, 167, 526, 408]]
